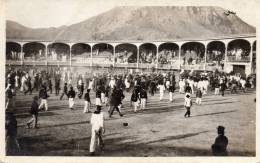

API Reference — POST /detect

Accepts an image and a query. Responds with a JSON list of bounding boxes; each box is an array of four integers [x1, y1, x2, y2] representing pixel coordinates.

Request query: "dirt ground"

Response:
[[12, 89, 255, 156]]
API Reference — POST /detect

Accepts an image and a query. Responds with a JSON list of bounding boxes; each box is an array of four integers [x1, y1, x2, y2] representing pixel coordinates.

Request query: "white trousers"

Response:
[[69, 98, 74, 108], [89, 128, 102, 153], [133, 101, 138, 112], [169, 92, 173, 102], [96, 98, 101, 106], [140, 98, 146, 109], [39, 99, 48, 111], [83, 101, 90, 113], [101, 93, 105, 103], [215, 88, 220, 95], [159, 92, 164, 100], [196, 97, 202, 104]]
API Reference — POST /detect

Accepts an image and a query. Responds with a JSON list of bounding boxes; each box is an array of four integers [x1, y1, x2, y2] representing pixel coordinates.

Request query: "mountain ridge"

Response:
[[6, 6, 256, 41]]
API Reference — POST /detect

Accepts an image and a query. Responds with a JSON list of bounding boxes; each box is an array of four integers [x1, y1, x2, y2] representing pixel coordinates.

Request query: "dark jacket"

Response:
[[140, 90, 147, 99], [196, 90, 202, 98], [39, 88, 48, 99], [30, 100, 39, 115], [169, 85, 175, 93], [84, 92, 91, 102], [68, 90, 76, 98]]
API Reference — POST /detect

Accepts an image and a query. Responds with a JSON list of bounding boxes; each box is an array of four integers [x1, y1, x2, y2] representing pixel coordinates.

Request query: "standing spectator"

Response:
[[55, 78, 60, 96], [214, 80, 220, 95], [48, 78, 53, 94], [131, 88, 139, 113], [157, 83, 165, 101], [211, 126, 228, 156], [96, 86, 102, 107], [196, 89, 202, 105], [26, 96, 39, 128], [38, 85, 49, 111], [83, 89, 91, 113], [168, 82, 175, 102], [140, 87, 147, 110], [6, 112, 20, 155], [184, 94, 192, 118], [220, 82, 226, 97], [67, 86, 76, 110], [89, 106, 105, 156]]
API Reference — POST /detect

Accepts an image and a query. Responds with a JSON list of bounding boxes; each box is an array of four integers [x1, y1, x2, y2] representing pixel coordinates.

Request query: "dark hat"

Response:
[[186, 94, 190, 98], [217, 126, 225, 134]]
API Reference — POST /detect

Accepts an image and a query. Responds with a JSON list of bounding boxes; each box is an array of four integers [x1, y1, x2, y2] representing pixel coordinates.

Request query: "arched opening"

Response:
[[227, 39, 251, 62], [158, 42, 179, 64], [47, 43, 70, 62], [6, 42, 21, 60], [206, 41, 225, 67], [115, 43, 137, 64], [139, 43, 157, 64], [23, 42, 46, 61], [181, 42, 205, 66], [92, 43, 113, 65], [71, 43, 91, 63]]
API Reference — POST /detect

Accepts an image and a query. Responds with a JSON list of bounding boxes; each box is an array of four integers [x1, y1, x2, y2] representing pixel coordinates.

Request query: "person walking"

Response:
[[109, 88, 123, 117], [26, 96, 39, 129], [60, 83, 68, 100]]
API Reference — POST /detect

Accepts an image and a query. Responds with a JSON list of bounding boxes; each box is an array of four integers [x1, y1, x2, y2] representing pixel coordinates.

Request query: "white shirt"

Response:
[[157, 85, 165, 93], [91, 112, 104, 131], [88, 81, 93, 89], [109, 79, 116, 89], [125, 79, 130, 88], [184, 98, 192, 107]]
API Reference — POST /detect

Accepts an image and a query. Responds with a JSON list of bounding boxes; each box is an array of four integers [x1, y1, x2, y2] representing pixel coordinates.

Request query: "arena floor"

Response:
[[13, 89, 255, 156]]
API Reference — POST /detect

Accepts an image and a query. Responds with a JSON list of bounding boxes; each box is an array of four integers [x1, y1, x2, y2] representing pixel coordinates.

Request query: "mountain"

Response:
[[6, 6, 256, 41]]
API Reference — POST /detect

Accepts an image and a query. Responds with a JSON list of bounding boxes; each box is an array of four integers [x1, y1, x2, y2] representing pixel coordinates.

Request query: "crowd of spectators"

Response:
[[227, 48, 250, 61]]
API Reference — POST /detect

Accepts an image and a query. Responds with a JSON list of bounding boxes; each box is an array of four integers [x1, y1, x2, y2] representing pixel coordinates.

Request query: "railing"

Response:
[[180, 64, 204, 70], [23, 60, 46, 65], [138, 63, 157, 69], [227, 56, 250, 62], [115, 63, 137, 68], [6, 60, 21, 65]]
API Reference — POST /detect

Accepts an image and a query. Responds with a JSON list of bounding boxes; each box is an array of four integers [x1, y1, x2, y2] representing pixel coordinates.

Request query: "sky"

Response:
[[5, 0, 260, 28]]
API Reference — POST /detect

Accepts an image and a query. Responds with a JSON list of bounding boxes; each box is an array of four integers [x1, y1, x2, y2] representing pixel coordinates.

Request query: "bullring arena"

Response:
[[5, 34, 256, 156]]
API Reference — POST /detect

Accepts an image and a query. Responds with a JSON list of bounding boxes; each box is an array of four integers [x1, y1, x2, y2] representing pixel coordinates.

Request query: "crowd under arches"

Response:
[[6, 37, 256, 71]]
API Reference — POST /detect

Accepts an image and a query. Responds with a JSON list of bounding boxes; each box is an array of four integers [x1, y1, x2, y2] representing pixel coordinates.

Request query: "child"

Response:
[[83, 89, 91, 113], [184, 94, 192, 118]]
